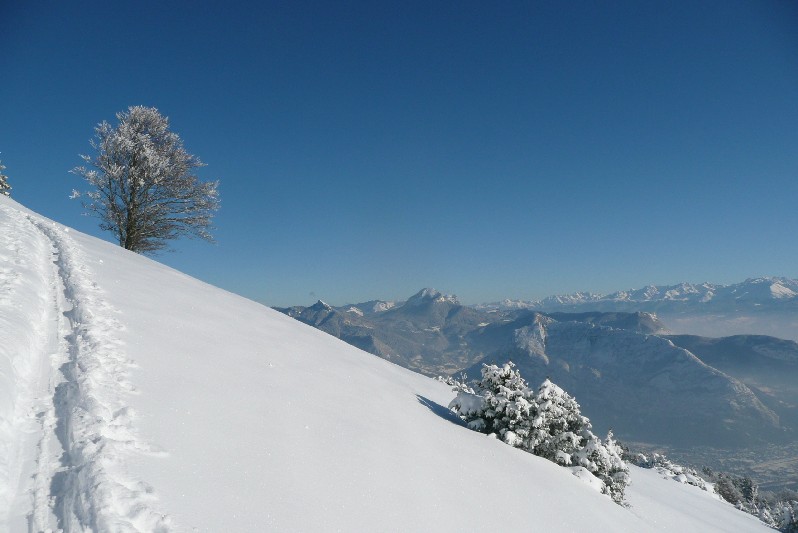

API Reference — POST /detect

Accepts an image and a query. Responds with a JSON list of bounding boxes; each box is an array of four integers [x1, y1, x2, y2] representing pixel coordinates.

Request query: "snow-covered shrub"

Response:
[[741, 494, 798, 532], [449, 362, 629, 504], [530, 379, 589, 465], [436, 373, 474, 393], [774, 500, 798, 532], [574, 430, 630, 504], [449, 362, 534, 442], [691, 466, 798, 530], [705, 470, 761, 515], [650, 464, 798, 532], [629, 452, 709, 491], [479, 363, 536, 445], [0, 159, 10, 196], [715, 476, 744, 505]]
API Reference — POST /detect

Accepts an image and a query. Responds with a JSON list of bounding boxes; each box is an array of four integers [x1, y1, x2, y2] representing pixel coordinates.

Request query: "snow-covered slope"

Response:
[[0, 196, 770, 532]]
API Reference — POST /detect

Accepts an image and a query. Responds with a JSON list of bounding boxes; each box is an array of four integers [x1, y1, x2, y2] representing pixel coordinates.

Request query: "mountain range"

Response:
[[478, 278, 798, 312], [276, 288, 487, 375], [480, 278, 798, 342], [277, 287, 798, 459]]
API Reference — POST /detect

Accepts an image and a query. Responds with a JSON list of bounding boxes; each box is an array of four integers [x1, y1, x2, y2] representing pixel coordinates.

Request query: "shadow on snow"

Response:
[[416, 395, 468, 428]]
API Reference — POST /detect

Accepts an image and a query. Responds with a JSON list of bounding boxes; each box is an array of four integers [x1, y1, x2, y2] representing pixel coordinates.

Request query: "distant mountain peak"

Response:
[[309, 300, 334, 311], [405, 288, 459, 306]]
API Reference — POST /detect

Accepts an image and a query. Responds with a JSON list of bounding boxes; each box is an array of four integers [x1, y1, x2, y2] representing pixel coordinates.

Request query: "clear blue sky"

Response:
[[2, 1, 796, 307]]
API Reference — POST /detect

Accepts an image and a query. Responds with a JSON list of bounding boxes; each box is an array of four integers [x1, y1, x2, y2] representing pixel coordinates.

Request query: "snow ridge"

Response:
[[29, 216, 171, 532], [477, 278, 798, 311]]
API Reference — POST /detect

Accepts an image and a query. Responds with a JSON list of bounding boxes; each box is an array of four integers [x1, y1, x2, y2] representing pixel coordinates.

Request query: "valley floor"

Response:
[[667, 442, 798, 492]]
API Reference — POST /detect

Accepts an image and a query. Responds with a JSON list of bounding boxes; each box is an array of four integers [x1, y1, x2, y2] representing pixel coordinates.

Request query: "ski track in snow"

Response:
[[0, 203, 53, 531], [1, 203, 170, 532]]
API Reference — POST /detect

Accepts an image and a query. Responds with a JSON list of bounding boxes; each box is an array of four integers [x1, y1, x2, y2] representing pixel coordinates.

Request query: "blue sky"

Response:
[[2, 1, 797, 306]]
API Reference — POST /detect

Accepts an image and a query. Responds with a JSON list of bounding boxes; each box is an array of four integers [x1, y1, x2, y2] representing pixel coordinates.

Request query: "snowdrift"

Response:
[[0, 196, 769, 532]]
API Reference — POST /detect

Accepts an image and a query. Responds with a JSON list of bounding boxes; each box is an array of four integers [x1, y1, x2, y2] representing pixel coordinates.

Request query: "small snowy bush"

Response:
[[0, 159, 10, 196], [630, 452, 709, 491], [530, 379, 589, 465], [448, 362, 629, 503], [775, 500, 798, 532], [630, 454, 798, 530], [575, 430, 630, 504], [448, 362, 534, 440]]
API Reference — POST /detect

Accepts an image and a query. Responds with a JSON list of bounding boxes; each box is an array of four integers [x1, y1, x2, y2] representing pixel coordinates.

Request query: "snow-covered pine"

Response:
[[529, 378, 589, 465], [573, 430, 630, 503], [0, 160, 10, 196], [529, 382, 629, 502], [774, 500, 798, 532], [71, 106, 220, 254], [478, 362, 536, 446], [449, 363, 631, 504], [449, 362, 535, 445]]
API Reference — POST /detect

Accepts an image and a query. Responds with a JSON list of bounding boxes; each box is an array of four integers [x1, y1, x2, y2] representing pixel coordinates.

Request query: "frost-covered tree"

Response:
[[0, 159, 10, 196], [71, 106, 220, 253]]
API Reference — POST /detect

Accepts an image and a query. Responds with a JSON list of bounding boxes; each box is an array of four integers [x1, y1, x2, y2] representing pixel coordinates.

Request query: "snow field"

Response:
[[0, 196, 774, 532], [0, 203, 52, 529], [0, 201, 170, 531]]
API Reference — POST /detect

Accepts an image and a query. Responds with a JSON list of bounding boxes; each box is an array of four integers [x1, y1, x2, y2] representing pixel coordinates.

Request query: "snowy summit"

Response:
[[0, 196, 769, 532]]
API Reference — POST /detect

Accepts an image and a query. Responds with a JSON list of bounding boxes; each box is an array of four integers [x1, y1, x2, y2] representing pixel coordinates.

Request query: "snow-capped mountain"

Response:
[[403, 287, 459, 306], [344, 298, 399, 314], [1, 196, 771, 531], [477, 279, 798, 341], [279, 291, 671, 377], [479, 278, 798, 312], [276, 288, 488, 375]]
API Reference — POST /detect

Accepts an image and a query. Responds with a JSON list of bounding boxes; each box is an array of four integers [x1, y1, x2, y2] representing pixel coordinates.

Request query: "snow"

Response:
[[480, 277, 798, 311], [371, 301, 395, 312], [406, 288, 459, 306], [569, 466, 606, 492], [770, 281, 797, 299], [625, 466, 767, 531], [0, 196, 772, 532]]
